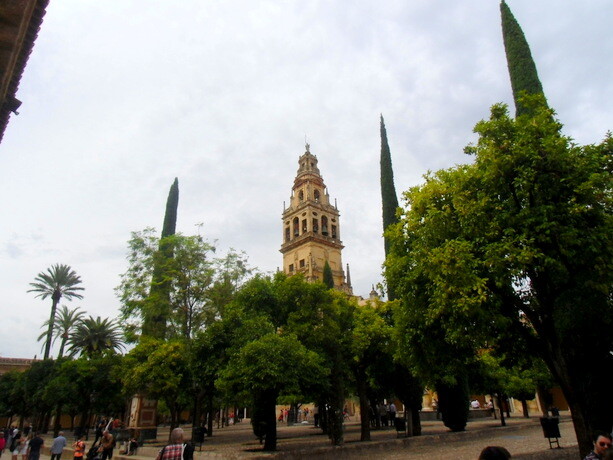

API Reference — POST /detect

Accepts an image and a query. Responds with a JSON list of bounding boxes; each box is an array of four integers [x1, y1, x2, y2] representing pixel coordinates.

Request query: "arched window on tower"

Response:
[[298, 190, 304, 201], [302, 219, 307, 233], [331, 225, 337, 239], [312, 218, 319, 233], [314, 189, 320, 202], [321, 216, 328, 235], [285, 227, 290, 242], [293, 217, 299, 237]]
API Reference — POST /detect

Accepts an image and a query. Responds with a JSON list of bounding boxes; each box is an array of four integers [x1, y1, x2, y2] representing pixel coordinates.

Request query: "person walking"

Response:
[[388, 402, 397, 424], [26, 433, 43, 460], [99, 431, 114, 460], [10, 430, 21, 460], [19, 434, 30, 460], [50, 432, 67, 460], [72, 436, 85, 460]]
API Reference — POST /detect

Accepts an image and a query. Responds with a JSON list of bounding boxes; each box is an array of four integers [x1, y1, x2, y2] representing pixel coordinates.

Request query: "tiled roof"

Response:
[[0, 0, 49, 144]]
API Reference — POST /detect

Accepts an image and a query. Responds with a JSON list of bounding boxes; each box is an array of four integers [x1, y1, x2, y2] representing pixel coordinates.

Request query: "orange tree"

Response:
[[386, 96, 612, 455]]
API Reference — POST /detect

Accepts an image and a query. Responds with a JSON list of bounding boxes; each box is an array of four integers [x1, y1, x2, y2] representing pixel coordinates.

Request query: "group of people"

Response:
[[477, 432, 613, 460], [1, 426, 44, 460], [368, 402, 397, 427], [0, 418, 123, 460], [277, 407, 313, 423]]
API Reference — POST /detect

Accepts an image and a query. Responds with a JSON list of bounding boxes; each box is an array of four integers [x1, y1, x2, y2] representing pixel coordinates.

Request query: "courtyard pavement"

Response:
[[27, 412, 581, 459]]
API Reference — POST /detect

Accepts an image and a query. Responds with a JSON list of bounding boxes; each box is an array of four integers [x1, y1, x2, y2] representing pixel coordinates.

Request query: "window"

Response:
[[299, 190, 304, 201], [312, 218, 319, 233], [285, 227, 290, 241], [321, 216, 328, 235], [331, 225, 337, 239], [293, 217, 299, 237], [289, 264, 294, 272], [299, 259, 305, 268], [302, 219, 307, 233], [314, 189, 320, 202]]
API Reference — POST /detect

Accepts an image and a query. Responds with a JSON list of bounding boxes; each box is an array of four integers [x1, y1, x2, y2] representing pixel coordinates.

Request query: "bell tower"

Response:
[[281, 144, 352, 294]]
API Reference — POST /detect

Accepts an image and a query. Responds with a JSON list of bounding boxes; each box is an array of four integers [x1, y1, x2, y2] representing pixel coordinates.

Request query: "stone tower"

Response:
[[280, 144, 352, 294]]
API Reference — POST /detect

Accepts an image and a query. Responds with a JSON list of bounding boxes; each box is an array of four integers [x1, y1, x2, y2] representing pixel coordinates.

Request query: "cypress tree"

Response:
[[142, 177, 179, 339], [161, 177, 179, 238], [323, 261, 334, 289], [380, 115, 399, 300], [500, 0, 547, 117]]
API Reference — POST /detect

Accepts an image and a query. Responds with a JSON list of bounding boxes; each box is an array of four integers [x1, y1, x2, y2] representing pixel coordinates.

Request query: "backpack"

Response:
[[183, 442, 195, 460], [10, 433, 21, 452], [158, 443, 194, 460]]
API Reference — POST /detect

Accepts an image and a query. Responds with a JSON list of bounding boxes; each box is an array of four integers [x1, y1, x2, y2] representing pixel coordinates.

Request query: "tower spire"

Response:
[[346, 263, 352, 289]]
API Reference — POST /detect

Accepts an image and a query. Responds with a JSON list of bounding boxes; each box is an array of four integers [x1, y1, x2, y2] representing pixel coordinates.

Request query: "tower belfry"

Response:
[[281, 144, 352, 294]]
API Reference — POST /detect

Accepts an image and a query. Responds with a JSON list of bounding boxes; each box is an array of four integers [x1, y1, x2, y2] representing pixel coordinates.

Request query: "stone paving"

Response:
[[28, 413, 581, 459]]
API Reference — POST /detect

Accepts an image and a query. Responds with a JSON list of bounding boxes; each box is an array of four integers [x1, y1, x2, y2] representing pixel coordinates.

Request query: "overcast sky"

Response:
[[1, 1, 611, 359]]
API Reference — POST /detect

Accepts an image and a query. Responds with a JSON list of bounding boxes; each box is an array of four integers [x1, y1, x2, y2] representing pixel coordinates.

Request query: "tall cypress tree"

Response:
[[142, 177, 179, 339], [380, 115, 399, 300], [323, 261, 334, 289], [161, 177, 179, 238], [500, 0, 547, 117]]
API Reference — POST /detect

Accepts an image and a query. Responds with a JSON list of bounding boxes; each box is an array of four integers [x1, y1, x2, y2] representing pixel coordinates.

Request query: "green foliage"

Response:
[[380, 116, 400, 257], [29, 264, 84, 359], [500, 1, 546, 116], [66, 316, 125, 358], [141, 178, 179, 338], [220, 274, 359, 446], [217, 332, 325, 451], [37, 305, 85, 359], [386, 95, 612, 451], [14, 360, 58, 422], [436, 375, 469, 432], [322, 261, 334, 289], [162, 178, 179, 238], [44, 356, 125, 424], [473, 350, 552, 403], [122, 338, 191, 427], [118, 229, 251, 341], [219, 333, 325, 396]]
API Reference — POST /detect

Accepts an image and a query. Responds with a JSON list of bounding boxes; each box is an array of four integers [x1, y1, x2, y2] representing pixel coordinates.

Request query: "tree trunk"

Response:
[[44, 297, 60, 359], [262, 399, 277, 451], [53, 404, 62, 437], [370, 399, 381, 429], [521, 399, 529, 418], [411, 406, 421, 436], [356, 371, 371, 441], [191, 392, 200, 427], [42, 411, 51, 433], [405, 407, 413, 437], [328, 406, 344, 446], [496, 394, 506, 427], [317, 400, 329, 435], [206, 395, 214, 437], [504, 395, 510, 418], [58, 335, 67, 359]]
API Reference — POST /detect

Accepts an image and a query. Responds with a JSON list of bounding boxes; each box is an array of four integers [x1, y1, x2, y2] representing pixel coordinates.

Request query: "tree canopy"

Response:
[[386, 95, 612, 452], [29, 264, 84, 359]]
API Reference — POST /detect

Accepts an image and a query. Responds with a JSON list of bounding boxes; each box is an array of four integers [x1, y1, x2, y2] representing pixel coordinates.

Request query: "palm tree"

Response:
[[37, 305, 85, 358], [29, 264, 84, 359], [66, 316, 125, 358]]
